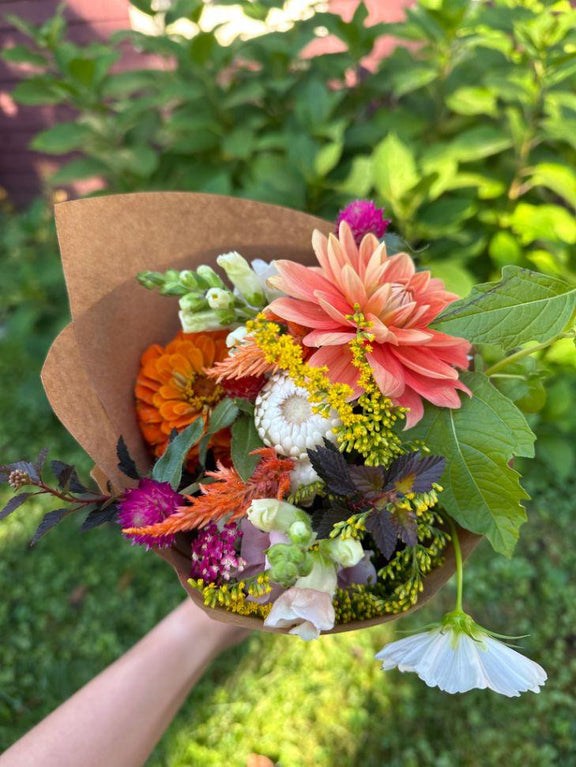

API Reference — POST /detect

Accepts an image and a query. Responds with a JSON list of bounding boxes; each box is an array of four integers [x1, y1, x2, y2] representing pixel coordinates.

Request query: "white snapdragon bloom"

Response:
[[321, 537, 364, 569], [206, 287, 234, 310], [217, 251, 266, 307], [376, 610, 547, 697], [225, 325, 249, 349], [251, 259, 284, 301], [247, 498, 308, 534], [264, 587, 335, 640]]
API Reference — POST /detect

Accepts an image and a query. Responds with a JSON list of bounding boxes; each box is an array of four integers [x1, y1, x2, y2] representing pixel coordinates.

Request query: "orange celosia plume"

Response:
[[206, 338, 275, 382], [122, 448, 294, 537]]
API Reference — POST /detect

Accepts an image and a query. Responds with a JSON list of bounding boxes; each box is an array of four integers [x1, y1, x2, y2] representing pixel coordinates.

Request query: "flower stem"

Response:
[[447, 517, 464, 613], [484, 332, 572, 377]]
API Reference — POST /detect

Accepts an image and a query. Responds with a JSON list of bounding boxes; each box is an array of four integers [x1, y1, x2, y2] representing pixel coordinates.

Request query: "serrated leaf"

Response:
[[433, 266, 576, 350], [409, 371, 535, 556], [50, 460, 86, 493], [231, 417, 264, 482], [116, 437, 140, 480], [0, 493, 32, 522], [391, 508, 418, 547], [34, 448, 49, 477], [308, 443, 357, 496], [152, 417, 205, 489], [30, 508, 72, 546], [313, 504, 351, 540], [81, 503, 118, 532], [365, 511, 398, 560]]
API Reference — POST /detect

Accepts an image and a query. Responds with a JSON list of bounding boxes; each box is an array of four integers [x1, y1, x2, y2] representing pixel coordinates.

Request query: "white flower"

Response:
[[289, 458, 320, 493], [295, 552, 338, 594], [321, 537, 364, 569], [217, 251, 266, 307], [376, 611, 547, 697], [206, 287, 234, 310], [255, 372, 341, 461], [264, 587, 335, 640], [247, 498, 309, 534], [251, 258, 284, 301], [225, 325, 249, 349]]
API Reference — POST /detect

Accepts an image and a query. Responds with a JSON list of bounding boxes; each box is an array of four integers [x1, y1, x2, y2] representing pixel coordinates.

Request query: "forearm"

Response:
[[1, 601, 247, 767]]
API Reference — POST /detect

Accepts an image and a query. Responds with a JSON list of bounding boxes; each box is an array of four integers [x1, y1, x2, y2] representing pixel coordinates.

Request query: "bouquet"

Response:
[[3, 192, 574, 697]]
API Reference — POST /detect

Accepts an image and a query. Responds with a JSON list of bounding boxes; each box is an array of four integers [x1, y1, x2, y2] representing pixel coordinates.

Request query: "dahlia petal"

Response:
[[402, 369, 468, 409], [316, 294, 355, 327], [327, 233, 349, 271], [303, 330, 357, 347], [338, 220, 360, 271], [393, 346, 459, 380], [267, 297, 338, 329], [388, 327, 434, 345], [339, 263, 368, 306], [366, 345, 406, 398], [312, 229, 338, 283], [394, 387, 424, 428], [364, 283, 392, 317], [382, 252, 416, 282], [363, 245, 388, 289], [273, 260, 335, 302], [366, 315, 397, 344]]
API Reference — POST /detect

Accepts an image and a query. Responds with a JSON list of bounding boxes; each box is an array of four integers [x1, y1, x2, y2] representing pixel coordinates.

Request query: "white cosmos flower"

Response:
[[376, 611, 547, 697]]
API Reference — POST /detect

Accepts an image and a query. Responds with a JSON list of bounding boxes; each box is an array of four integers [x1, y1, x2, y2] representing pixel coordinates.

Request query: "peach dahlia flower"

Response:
[[267, 222, 471, 428]]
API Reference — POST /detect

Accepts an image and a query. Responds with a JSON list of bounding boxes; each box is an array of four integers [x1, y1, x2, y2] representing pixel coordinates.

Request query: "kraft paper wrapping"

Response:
[[41, 192, 481, 634]]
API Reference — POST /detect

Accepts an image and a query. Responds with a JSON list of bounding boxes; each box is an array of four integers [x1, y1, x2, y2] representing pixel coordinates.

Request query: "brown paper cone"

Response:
[[41, 192, 481, 633]]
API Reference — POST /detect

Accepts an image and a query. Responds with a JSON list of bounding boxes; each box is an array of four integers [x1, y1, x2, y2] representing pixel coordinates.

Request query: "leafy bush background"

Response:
[[0, 0, 575, 762]]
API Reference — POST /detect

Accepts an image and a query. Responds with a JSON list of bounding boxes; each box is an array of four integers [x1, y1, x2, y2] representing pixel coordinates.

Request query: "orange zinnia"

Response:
[[135, 330, 230, 465]]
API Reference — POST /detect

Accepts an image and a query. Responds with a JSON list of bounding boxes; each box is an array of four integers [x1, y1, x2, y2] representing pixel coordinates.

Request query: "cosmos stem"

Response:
[[447, 517, 464, 614]]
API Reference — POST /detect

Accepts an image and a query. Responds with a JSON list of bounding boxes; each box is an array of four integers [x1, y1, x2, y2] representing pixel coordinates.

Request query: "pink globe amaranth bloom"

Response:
[[190, 522, 245, 584], [119, 478, 181, 549], [336, 200, 390, 245], [267, 221, 471, 428]]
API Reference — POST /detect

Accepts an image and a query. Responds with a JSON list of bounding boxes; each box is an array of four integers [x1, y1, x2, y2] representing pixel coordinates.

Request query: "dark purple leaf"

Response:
[[349, 465, 386, 499], [30, 508, 73, 546], [80, 503, 118, 532], [391, 508, 418, 547], [34, 448, 49, 478], [383, 452, 445, 495], [307, 442, 357, 496], [50, 460, 86, 493], [0, 493, 32, 522], [116, 437, 140, 480], [365, 510, 398, 560], [313, 504, 351, 539]]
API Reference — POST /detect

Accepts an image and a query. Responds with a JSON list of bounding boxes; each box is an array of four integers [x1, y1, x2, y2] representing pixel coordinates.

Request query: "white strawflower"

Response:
[[254, 372, 341, 461], [376, 610, 547, 697], [289, 459, 321, 493]]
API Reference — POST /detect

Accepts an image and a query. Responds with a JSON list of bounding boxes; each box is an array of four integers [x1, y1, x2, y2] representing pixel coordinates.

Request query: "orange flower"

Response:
[[135, 330, 230, 465], [123, 448, 294, 536]]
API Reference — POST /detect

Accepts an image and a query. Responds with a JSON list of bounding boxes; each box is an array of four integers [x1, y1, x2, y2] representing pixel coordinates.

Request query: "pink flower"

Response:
[[336, 200, 390, 244], [267, 222, 471, 427], [264, 587, 335, 640], [190, 522, 245, 584], [119, 478, 181, 549]]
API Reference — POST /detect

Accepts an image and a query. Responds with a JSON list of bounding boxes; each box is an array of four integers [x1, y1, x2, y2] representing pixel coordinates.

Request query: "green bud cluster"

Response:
[[267, 542, 313, 587]]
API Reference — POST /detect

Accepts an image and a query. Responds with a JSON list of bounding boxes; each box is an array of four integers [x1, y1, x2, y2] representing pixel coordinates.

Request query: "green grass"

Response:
[[1, 476, 575, 765]]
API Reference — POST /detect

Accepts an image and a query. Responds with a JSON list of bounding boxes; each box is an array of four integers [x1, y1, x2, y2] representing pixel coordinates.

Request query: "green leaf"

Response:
[[31, 123, 92, 154], [152, 418, 205, 489], [528, 163, 576, 210], [410, 371, 534, 556], [373, 133, 419, 212], [12, 78, 65, 105], [509, 203, 576, 245], [488, 231, 523, 268], [314, 141, 343, 177], [231, 417, 264, 482], [445, 126, 512, 162], [198, 398, 239, 465], [429, 262, 474, 298], [2, 45, 46, 67], [433, 266, 576, 350], [49, 158, 107, 185], [390, 66, 437, 97], [446, 87, 498, 117]]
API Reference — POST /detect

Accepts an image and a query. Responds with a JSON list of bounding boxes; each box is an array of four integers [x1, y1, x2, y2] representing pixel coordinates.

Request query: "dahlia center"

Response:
[[281, 394, 312, 425]]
